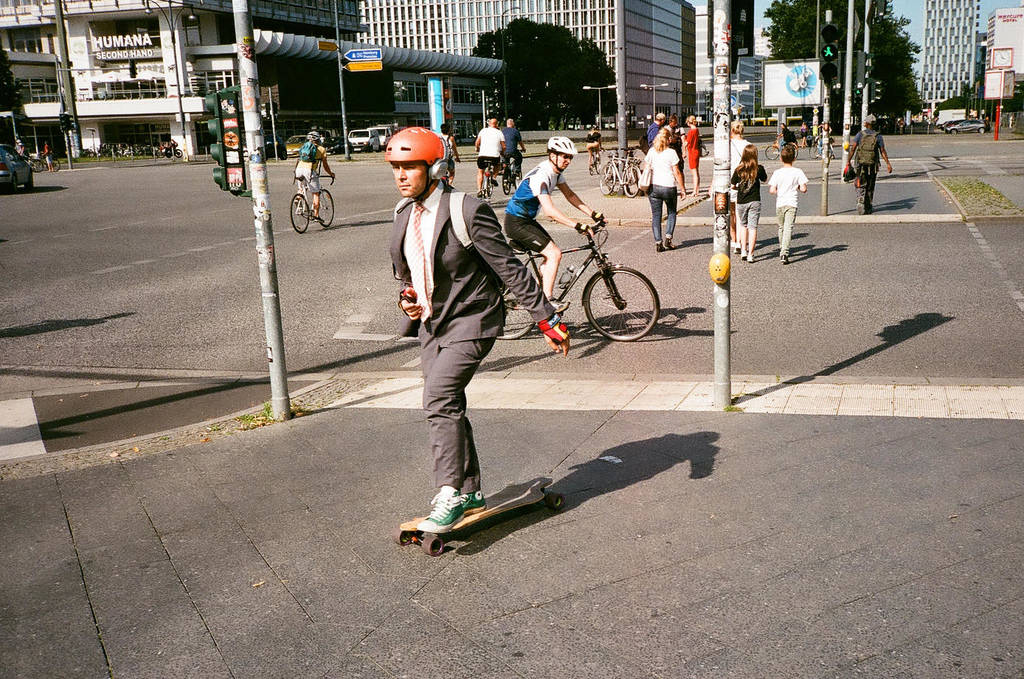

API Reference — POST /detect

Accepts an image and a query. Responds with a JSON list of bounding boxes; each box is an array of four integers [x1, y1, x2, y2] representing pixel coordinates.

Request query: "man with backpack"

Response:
[[294, 131, 334, 221], [848, 114, 893, 215]]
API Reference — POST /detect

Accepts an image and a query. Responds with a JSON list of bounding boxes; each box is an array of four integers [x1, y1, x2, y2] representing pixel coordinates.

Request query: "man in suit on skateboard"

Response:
[[387, 127, 571, 534]]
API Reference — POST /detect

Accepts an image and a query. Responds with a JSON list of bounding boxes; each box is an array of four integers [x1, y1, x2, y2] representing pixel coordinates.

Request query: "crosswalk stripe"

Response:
[[0, 398, 47, 461]]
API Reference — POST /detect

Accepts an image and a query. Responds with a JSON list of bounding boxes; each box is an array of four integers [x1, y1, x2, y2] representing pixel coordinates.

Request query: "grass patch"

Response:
[[939, 176, 1024, 216], [235, 401, 311, 430], [723, 404, 744, 412]]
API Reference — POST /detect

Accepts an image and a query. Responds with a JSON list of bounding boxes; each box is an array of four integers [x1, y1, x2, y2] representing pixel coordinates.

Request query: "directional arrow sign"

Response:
[[344, 60, 383, 72], [344, 48, 382, 62]]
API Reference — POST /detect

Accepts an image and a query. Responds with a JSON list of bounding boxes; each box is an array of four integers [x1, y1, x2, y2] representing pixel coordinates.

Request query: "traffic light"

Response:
[[707, 0, 756, 73], [868, 78, 883, 103], [820, 22, 840, 84], [58, 112, 73, 133], [204, 85, 248, 195]]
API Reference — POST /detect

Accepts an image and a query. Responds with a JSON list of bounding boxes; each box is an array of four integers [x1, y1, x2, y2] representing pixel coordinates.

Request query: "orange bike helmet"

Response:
[[385, 127, 446, 164]]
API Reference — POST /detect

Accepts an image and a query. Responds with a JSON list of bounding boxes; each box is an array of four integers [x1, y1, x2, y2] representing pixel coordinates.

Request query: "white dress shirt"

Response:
[[402, 186, 443, 320]]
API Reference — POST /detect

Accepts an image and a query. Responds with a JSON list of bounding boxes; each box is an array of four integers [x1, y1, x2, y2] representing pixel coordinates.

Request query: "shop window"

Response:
[[11, 27, 42, 53]]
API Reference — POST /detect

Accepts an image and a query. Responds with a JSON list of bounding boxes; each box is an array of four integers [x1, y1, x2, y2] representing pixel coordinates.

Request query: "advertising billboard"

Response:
[[762, 60, 823, 108]]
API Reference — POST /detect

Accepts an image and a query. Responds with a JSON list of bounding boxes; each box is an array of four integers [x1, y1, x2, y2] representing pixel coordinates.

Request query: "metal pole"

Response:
[[861, 0, 871, 123], [711, 0, 732, 409], [232, 0, 291, 421], [597, 88, 602, 127], [333, 0, 352, 160], [821, 87, 830, 216], [268, 92, 278, 160], [614, 0, 627, 152], [501, 25, 508, 116], [168, 9, 189, 159], [53, 0, 79, 164], [840, 0, 855, 169], [813, 0, 820, 132]]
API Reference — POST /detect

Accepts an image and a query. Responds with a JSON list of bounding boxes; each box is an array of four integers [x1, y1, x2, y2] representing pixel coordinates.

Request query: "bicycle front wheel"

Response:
[[600, 164, 617, 195], [764, 144, 779, 160], [498, 288, 534, 340], [582, 267, 660, 341], [623, 165, 640, 198], [318, 190, 335, 227], [290, 194, 310, 233]]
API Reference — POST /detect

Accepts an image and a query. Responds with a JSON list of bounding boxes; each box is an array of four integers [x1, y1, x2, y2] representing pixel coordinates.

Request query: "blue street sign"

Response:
[[344, 48, 382, 62]]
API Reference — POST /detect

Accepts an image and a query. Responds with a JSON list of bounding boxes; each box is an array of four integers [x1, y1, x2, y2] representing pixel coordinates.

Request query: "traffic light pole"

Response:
[[861, 0, 871, 123], [840, 0, 856, 170], [232, 0, 291, 421], [710, 0, 732, 409], [53, 0, 80, 165]]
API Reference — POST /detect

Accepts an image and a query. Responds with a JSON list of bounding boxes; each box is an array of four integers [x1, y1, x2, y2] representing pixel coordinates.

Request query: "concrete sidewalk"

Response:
[[3, 398, 1022, 678]]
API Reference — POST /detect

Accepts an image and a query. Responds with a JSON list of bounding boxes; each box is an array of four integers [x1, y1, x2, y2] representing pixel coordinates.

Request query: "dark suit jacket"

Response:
[[391, 186, 554, 343]]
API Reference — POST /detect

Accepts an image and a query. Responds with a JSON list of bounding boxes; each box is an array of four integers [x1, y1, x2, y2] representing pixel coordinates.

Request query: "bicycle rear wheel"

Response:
[[765, 145, 780, 160], [29, 158, 44, 173], [290, 194, 311, 233], [600, 164, 617, 195], [318, 190, 335, 227], [582, 267, 660, 341], [498, 288, 534, 340], [502, 169, 513, 195]]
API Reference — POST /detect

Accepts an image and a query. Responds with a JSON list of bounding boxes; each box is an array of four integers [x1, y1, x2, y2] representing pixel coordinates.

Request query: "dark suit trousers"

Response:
[[420, 335, 496, 493]]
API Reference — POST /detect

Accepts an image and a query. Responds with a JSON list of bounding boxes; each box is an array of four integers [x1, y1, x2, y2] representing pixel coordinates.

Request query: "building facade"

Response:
[[920, 0, 979, 107], [359, 0, 697, 124], [693, 5, 761, 121], [987, 6, 1024, 77], [1, 0, 499, 156]]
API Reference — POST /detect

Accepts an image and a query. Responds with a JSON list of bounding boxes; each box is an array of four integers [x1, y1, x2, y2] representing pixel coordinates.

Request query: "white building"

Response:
[[359, 0, 697, 123], [987, 6, 1024, 78], [1, 0, 499, 157], [694, 5, 761, 120], [920, 0, 980, 106]]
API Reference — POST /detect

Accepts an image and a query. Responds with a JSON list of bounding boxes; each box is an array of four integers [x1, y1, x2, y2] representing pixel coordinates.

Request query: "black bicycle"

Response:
[[501, 155, 522, 195], [500, 223, 660, 342]]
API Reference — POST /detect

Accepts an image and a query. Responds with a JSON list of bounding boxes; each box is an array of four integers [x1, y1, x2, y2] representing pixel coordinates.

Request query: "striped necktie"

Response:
[[407, 203, 432, 318]]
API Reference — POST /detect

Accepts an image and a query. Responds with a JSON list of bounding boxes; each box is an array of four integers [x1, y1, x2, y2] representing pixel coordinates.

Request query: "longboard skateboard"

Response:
[[393, 477, 564, 556]]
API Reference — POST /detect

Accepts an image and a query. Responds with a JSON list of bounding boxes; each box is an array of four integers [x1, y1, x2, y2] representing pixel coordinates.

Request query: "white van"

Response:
[[367, 125, 394, 146], [347, 128, 381, 153]]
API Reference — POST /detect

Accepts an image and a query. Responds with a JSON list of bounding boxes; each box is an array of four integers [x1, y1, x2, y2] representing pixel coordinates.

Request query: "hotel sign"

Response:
[[92, 32, 159, 61]]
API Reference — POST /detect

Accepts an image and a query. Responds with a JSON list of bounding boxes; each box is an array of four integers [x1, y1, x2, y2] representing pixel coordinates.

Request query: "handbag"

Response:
[[638, 164, 653, 192]]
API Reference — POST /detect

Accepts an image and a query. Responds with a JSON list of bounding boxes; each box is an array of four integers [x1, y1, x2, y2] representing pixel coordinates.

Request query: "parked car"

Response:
[[947, 119, 986, 134], [347, 128, 382, 153], [940, 119, 965, 133], [285, 135, 308, 157], [0, 144, 33, 192]]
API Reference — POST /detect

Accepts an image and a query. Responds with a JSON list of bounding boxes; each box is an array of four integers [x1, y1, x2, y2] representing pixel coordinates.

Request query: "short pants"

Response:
[[503, 213, 552, 252], [477, 155, 500, 170], [295, 167, 321, 193]]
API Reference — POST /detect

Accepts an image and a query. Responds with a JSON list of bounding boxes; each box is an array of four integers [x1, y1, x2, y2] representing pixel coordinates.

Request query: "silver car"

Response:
[[0, 144, 33, 192], [948, 119, 986, 134]]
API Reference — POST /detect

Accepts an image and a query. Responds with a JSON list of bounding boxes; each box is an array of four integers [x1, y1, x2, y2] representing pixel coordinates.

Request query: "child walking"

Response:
[[767, 144, 808, 265], [730, 145, 767, 263]]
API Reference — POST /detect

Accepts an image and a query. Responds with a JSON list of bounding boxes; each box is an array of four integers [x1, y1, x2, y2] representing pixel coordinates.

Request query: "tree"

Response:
[[473, 18, 616, 129], [763, 0, 922, 118], [0, 49, 23, 112]]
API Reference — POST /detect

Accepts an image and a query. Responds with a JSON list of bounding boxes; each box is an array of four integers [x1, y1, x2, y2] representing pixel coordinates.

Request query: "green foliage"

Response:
[[763, 0, 922, 117], [0, 49, 23, 112], [473, 19, 616, 129]]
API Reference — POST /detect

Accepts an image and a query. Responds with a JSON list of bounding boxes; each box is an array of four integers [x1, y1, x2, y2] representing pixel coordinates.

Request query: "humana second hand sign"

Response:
[[92, 32, 159, 61]]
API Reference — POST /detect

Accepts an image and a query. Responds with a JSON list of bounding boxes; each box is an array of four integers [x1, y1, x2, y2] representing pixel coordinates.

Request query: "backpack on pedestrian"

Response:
[[298, 140, 319, 163], [855, 131, 878, 167]]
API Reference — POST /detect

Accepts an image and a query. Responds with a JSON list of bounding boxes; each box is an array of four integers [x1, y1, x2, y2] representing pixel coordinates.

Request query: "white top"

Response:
[[730, 137, 753, 173], [476, 127, 505, 158], [644, 147, 680, 188], [768, 166, 809, 208], [402, 186, 443, 319]]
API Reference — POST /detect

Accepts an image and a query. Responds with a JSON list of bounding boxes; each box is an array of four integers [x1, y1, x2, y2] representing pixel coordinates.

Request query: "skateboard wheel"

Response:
[[392, 528, 414, 546], [420, 533, 444, 557], [543, 492, 564, 511]]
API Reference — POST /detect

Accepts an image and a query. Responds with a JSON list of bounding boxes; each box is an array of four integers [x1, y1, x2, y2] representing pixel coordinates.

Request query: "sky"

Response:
[[754, 0, 1016, 64]]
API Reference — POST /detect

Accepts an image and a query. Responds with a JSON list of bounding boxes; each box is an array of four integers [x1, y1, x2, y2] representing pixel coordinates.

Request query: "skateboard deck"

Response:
[[393, 477, 564, 556]]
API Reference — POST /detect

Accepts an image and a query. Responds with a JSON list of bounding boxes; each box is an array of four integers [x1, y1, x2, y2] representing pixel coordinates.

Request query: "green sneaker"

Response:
[[416, 486, 465, 533], [462, 490, 486, 514]]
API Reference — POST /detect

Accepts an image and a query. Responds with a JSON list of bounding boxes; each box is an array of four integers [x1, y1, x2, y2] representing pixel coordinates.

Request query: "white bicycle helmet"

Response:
[[307, 131, 321, 142], [547, 136, 577, 156]]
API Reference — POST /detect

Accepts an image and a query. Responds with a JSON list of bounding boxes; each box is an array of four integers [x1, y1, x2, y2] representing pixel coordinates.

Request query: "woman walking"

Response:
[[666, 115, 687, 194], [684, 115, 702, 196], [643, 127, 687, 252], [730, 145, 767, 262]]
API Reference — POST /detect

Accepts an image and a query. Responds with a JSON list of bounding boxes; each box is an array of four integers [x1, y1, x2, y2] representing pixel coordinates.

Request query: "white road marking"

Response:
[[967, 221, 1024, 315], [401, 356, 422, 368], [0, 398, 46, 461], [90, 265, 133, 274]]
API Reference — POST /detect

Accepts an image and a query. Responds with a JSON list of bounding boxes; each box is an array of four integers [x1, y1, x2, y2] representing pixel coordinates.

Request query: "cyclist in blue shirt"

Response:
[[501, 118, 526, 175], [503, 136, 604, 310]]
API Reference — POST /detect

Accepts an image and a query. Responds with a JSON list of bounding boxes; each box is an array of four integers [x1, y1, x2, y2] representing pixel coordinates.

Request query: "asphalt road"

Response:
[[2, 134, 1023, 396]]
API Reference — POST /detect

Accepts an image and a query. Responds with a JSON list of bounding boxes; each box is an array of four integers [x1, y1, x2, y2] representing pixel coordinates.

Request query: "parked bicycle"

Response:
[[27, 154, 59, 173], [500, 222, 660, 341], [290, 175, 335, 233], [599, 148, 641, 197], [501, 155, 522, 196]]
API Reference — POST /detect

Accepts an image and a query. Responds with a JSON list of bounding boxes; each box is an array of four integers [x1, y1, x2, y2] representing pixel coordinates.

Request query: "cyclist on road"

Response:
[[387, 126, 569, 534], [474, 118, 505, 197], [503, 136, 604, 310], [585, 126, 602, 168], [501, 118, 526, 176], [294, 131, 334, 221]]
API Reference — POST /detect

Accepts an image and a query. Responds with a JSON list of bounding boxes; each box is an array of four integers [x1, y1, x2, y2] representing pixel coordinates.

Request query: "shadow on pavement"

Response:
[[787, 243, 849, 263], [872, 196, 919, 212], [455, 431, 721, 555], [0, 312, 135, 338]]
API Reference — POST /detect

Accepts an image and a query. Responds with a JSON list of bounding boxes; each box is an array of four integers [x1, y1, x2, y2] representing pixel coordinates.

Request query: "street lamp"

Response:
[[144, 0, 196, 158], [639, 82, 670, 120], [500, 4, 520, 116], [582, 84, 615, 127]]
